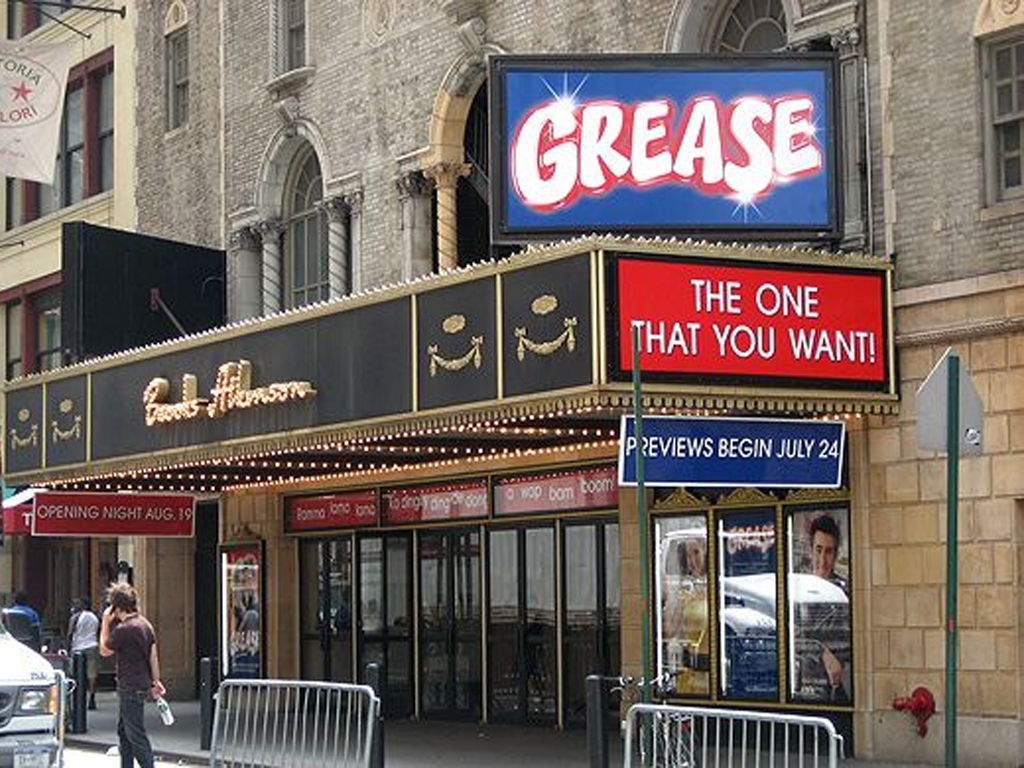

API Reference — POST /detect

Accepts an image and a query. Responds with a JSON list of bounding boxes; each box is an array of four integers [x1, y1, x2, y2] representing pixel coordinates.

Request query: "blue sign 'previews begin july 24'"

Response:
[[490, 54, 838, 242], [618, 416, 845, 488]]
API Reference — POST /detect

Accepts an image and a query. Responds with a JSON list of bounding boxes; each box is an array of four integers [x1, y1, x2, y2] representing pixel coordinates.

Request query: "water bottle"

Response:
[[155, 696, 174, 726]]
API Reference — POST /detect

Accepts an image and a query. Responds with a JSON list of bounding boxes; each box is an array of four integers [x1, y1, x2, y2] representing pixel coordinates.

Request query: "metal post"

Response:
[[69, 651, 87, 734], [630, 323, 651, 705], [365, 662, 384, 768], [944, 355, 960, 768], [199, 657, 216, 750], [631, 323, 652, 767], [585, 675, 609, 768]]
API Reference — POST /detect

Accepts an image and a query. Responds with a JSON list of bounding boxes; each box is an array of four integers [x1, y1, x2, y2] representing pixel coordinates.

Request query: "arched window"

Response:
[[713, 0, 787, 53], [456, 83, 515, 267], [284, 148, 329, 308]]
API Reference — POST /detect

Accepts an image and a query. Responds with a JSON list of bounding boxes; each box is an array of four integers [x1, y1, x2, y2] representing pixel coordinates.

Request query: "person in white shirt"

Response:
[[68, 597, 100, 709]]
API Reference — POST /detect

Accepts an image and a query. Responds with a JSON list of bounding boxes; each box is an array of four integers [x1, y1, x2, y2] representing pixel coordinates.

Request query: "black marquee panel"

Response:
[[417, 278, 498, 411], [5, 385, 43, 474], [502, 253, 593, 397]]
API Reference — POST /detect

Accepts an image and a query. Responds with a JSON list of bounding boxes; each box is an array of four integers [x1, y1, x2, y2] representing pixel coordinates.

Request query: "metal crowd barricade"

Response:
[[623, 703, 844, 768], [209, 678, 380, 768]]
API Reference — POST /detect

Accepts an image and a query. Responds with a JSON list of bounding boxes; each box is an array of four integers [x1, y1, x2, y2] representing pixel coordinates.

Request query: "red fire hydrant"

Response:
[[892, 686, 936, 737]]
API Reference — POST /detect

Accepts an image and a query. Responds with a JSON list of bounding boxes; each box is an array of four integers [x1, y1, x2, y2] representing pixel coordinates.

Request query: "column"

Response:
[[396, 171, 433, 280], [227, 226, 261, 322], [320, 196, 350, 298], [424, 161, 470, 271], [831, 26, 866, 251], [257, 218, 285, 315], [342, 190, 364, 293]]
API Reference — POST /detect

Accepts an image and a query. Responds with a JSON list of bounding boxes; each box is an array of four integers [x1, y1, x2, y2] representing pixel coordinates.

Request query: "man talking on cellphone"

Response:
[[99, 583, 166, 768]]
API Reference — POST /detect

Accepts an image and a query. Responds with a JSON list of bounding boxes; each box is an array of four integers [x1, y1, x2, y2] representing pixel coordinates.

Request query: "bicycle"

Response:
[[612, 672, 695, 768]]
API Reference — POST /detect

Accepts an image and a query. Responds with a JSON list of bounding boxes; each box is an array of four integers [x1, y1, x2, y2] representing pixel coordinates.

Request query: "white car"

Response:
[[0, 618, 64, 768]]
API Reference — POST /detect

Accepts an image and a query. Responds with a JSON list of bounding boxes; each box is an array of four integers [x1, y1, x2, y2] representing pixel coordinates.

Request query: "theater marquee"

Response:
[[490, 53, 839, 243], [607, 251, 893, 393]]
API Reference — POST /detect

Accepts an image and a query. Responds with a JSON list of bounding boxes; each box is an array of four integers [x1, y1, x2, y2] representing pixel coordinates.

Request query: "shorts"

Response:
[[72, 646, 99, 679]]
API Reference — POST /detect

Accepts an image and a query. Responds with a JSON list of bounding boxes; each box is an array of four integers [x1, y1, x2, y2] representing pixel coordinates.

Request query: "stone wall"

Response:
[[862, 274, 1024, 763]]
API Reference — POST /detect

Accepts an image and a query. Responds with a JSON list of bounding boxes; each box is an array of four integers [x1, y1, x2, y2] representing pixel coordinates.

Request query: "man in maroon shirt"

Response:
[[99, 583, 167, 768]]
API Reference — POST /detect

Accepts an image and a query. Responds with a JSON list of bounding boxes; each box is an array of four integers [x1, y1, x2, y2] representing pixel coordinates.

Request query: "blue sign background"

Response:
[[618, 416, 845, 487], [493, 56, 837, 239]]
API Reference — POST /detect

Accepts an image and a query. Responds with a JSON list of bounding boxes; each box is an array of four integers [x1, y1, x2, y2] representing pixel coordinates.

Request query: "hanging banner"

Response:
[[494, 465, 618, 516], [284, 490, 378, 533], [2, 504, 31, 535], [0, 41, 75, 184], [31, 491, 196, 537], [382, 480, 489, 523]]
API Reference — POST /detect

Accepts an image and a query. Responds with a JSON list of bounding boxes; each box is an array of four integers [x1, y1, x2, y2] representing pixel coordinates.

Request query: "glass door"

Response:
[[562, 521, 620, 725], [419, 528, 481, 719], [358, 533, 413, 717], [299, 537, 354, 682], [488, 526, 556, 724]]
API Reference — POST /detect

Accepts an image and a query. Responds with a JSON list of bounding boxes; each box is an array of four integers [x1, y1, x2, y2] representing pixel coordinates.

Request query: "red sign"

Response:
[[31, 492, 196, 537], [615, 257, 888, 385], [494, 466, 619, 516], [383, 480, 489, 524], [2, 505, 31, 535], [285, 490, 378, 532]]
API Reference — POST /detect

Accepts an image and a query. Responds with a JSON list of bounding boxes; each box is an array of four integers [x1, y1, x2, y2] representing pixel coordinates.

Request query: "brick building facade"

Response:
[[4, 0, 1020, 764]]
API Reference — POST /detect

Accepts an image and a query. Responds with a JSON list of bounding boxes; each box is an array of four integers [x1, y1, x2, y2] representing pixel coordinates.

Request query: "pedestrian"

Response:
[[68, 597, 100, 709], [99, 583, 166, 768], [4, 590, 42, 650]]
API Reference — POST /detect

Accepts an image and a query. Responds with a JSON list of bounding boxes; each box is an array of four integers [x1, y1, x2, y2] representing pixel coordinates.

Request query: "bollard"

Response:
[[199, 657, 216, 750], [365, 662, 384, 768], [586, 675, 609, 768], [69, 651, 87, 734]]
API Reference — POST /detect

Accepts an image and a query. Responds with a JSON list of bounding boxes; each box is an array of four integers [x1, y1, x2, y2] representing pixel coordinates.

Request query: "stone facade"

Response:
[[134, 0, 223, 249], [127, 0, 1024, 763]]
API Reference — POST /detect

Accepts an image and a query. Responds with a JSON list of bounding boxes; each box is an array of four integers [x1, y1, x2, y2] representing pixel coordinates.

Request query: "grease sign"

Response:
[[490, 53, 838, 242]]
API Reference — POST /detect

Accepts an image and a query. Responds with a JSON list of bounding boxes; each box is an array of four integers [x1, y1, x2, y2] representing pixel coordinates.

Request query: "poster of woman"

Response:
[[220, 541, 263, 679]]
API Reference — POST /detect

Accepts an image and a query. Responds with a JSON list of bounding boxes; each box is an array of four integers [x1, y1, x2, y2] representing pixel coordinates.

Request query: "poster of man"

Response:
[[788, 508, 851, 703]]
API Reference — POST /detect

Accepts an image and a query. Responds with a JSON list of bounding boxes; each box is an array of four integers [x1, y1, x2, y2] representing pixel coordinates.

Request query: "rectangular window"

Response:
[[991, 39, 1024, 199], [5, 299, 22, 379], [34, 288, 61, 372], [2, 280, 60, 378], [166, 27, 189, 130], [5, 50, 114, 229], [6, 1, 72, 39], [284, 0, 305, 71], [653, 493, 853, 708]]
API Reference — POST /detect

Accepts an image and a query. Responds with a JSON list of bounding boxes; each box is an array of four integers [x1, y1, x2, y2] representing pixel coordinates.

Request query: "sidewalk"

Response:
[[66, 692, 922, 767], [66, 693, 606, 767]]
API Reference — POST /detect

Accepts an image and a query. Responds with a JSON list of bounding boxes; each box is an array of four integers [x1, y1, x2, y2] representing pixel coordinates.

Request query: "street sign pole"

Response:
[[631, 322, 651, 708], [916, 346, 981, 768], [944, 353, 960, 768], [630, 323, 654, 767]]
